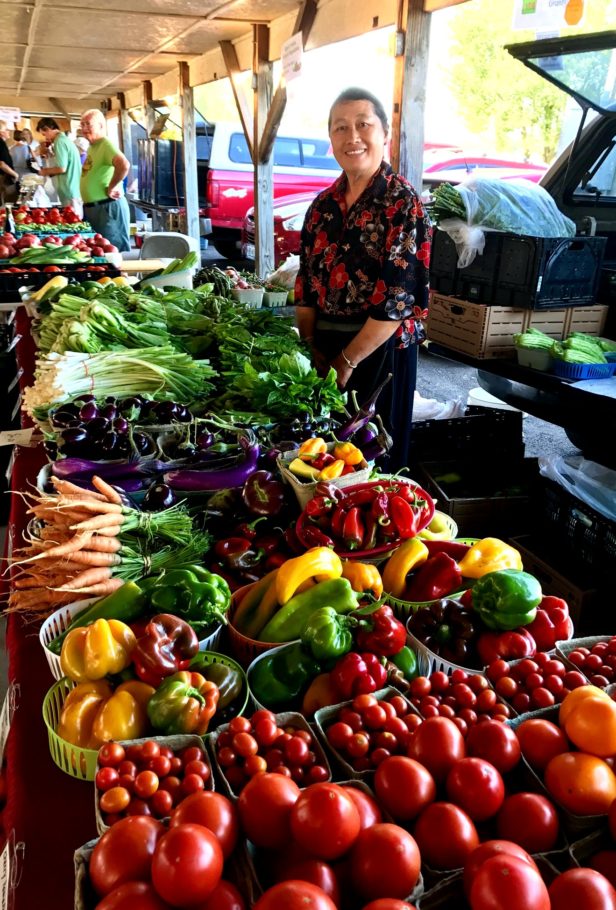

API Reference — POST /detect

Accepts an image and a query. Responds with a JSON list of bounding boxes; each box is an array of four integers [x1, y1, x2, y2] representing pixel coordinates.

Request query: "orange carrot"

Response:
[[62, 550, 122, 567], [55, 567, 113, 591], [50, 478, 107, 500], [54, 578, 123, 596], [71, 514, 126, 531], [56, 499, 122, 515], [80, 536, 122, 554], [92, 525, 123, 538], [92, 476, 123, 505], [16, 532, 93, 562]]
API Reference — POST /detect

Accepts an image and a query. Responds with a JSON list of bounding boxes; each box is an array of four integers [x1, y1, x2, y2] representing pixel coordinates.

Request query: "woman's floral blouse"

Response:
[[295, 161, 432, 347]]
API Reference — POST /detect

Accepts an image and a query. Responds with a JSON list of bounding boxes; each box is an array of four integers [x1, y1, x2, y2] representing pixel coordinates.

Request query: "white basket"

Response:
[[231, 287, 264, 308], [39, 598, 100, 680], [277, 444, 373, 509], [262, 290, 289, 307], [141, 267, 194, 290], [516, 347, 553, 371]]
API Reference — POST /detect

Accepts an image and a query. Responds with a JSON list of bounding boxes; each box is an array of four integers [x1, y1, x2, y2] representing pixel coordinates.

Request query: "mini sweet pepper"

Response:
[[60, 618, 136, 683], [471, 569, 542, 631], [341, 561, 383, 599], [275, 547, 343, 605], [147, 670, 219, 735]]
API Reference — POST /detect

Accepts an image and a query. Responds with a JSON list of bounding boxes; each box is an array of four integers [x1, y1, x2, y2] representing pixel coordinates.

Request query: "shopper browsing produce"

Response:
[[0, 119, 19, 203], [35, 117, 83, 217], [294, 86, 432, 470], [79, 108, 131, 251]]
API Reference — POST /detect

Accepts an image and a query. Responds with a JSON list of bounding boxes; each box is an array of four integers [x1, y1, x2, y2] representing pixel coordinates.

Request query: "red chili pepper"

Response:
[[330, 505, 348, 539], [305, 495, 335, 520], [356, 605, 407, 657], [301, 524, 336, 549], [265, 552, 287, 571], [315, 482, 345, 502], [214, 537, 251, 559], [233, 517, 267, 540], [343, 487, 383, 508], [389, 495, 420, 539], [360, 651, 388, 689], [362, 513, 377, 551], [371, 492, 391, 524], [283, 525, 305, 554], [341, 464, 356, 475], [311, 453, 336, 471], [377, 517, 397, 543], [253, 533, 281, 556], [388, 482, 420, 504], [343, 507, 364, 551]]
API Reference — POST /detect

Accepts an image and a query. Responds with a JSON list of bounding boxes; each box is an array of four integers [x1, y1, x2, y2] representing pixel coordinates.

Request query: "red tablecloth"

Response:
[[2, 308, 95, 909]]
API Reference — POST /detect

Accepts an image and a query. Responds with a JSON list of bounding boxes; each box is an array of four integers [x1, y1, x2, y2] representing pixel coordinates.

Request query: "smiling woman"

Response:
[[294, 87, 432, 471]]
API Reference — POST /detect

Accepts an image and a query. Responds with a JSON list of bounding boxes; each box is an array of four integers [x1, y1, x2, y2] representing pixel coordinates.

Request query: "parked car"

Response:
[[137, 122, 340, 258], [242, 191, 315, 265], [423, 155, 548, 189]]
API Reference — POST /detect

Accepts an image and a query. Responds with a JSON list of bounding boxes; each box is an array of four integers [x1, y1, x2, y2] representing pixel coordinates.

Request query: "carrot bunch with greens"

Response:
[[6, 475, 210, 616]]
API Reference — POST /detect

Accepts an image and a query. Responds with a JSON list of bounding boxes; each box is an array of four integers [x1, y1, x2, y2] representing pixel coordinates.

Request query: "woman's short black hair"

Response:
[[328, 88, 389, 133], [36, 117, 60, 131]]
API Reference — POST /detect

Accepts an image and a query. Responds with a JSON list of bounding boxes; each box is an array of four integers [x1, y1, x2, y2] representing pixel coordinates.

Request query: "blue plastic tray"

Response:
[[552, 360, 616, 380]]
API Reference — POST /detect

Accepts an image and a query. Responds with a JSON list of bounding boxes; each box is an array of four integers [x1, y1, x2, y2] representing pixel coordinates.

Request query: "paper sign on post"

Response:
[[0, 107, 20, 126], [0, 429, 35, 448], [512, 0, 586, 30], [0, 842, 9, 910], [282, 33, 303, 84]]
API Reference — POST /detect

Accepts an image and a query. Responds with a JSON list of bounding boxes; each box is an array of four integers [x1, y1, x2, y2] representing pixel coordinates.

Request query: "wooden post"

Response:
[[179, 61, 200, 247], [253, 24, 274, 279], [117, 92, 133, 171], [391, 0, 430, 191]]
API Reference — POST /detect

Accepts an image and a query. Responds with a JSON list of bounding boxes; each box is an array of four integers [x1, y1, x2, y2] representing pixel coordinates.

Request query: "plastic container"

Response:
[[192, 650, 251, 727], [140, 268, 194, 290], [277, 443, 372, 509], [516, 347, 553, 371], [39, 597, 99, 680], [231, 287, 264, 308], [552, 360, 615, 380], [42, 677, 99, 782], [262, 290, 289, 307], [94, 734, 211, 835], [246, 643, 305, 713], [226, 584, 283, 669]]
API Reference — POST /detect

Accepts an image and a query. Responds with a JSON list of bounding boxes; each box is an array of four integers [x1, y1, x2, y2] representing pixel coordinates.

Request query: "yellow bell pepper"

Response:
[[342, 561, 383, 598], [276, 547, 343, 605], [417, 510, 454, 541], [458, 538, 523, 579], [96, 277, 114, 286], [333, 442, 364, 466], [298, 437, 327, 460], [57, 679, 155, 750], [381, 537, 430, 598], [60, 618, 137, 683], [319, 459, 346, 481]]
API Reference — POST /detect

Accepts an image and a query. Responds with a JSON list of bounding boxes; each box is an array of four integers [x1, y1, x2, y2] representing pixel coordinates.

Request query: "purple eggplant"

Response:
[[154, 401, 178, 423], [336, 373, 392, 441], [52, 409, 82, 428], [164, 438, 259, 491], [101, 404, 118, 421], [142, 482, 177, 511], [196, 431, 215, 451], [79, 402, 99, 421], [360, 415, 393, 461], [87, 417, 111, 439], [352, 422, 377, 447], [132, 431, 155, 456], [112, 417, 129, 434]]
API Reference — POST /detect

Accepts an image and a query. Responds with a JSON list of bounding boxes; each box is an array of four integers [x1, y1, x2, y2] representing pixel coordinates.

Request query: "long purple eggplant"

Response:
[[163, 439, 260, 491], [336, 374, 392, 441]]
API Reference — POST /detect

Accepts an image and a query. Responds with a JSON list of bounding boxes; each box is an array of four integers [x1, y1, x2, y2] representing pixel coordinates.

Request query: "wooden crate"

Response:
[[426, 293, 527, 359]]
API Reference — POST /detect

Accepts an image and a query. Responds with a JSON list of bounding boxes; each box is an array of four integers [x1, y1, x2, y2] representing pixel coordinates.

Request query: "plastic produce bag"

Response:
[[266, 254, 300, 289], [436, 176, 576, 268], [412, 391, 467, 421], [539, 454, 616, 523]]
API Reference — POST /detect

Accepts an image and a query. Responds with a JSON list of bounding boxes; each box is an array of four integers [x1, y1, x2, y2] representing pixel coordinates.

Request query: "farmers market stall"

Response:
[[2, 253, 616, 910]]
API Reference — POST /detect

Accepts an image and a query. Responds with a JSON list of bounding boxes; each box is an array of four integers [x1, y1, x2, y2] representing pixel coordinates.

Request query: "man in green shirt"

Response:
[[36, 117, 82, 217], [79, 109, 131, 252]]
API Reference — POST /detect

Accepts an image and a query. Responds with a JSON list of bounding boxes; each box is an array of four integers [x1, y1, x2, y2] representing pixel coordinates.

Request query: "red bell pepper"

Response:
[[524, 596, 572, 651], [343, 507, 364, 551], [389, 495, 419, 539], [404, 552, 463, 602], [356, 605, 406, 657], [242, 470, 286, 517], [476, 627, 537, 665], [360, 652, 387, 689], [330, 651, 387, 698], [133, 614, 199, 687]]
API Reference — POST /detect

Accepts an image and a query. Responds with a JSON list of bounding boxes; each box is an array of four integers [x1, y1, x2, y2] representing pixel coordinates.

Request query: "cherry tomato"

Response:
[[232, 733, 258, 758], [305, 765, 330, 784], [285, 737, 310, 765], [185, 760, 212, 782], [100, 787, 131, 815], [138, 741, 160, 763], [96, 767, 120, 792], [347, 733, 371, 759], [147, 756, 171, 779], [388, 695, 410, 716], [99, 743, 126, 768], [228, 716, 252, 735], [250, 709, 276, 726], [254, 719, 279, 748], [244, 755, 267, 778], [181, 746, 206, 765], [134, 771, 159, 800], [159, 776, 182, 805], [149, 789, 174, 818], [182, 773, 206, 796], [126, 798, 152, 816]]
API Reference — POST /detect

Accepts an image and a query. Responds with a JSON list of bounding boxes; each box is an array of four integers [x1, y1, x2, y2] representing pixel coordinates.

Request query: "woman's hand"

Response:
[[331, 353, 354, 389], [310, 344, 329, 376]]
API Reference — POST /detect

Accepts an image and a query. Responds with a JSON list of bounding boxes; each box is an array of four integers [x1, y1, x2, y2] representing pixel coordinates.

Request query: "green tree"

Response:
[[446, 0, 612, 162]]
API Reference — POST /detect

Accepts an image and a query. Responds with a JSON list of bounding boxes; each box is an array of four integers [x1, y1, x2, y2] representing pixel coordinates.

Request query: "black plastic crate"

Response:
[[409, 405, 524, 465], [431, 229, 607, 310], [538, 478, 616, 582], [0, 261, 121, 302]]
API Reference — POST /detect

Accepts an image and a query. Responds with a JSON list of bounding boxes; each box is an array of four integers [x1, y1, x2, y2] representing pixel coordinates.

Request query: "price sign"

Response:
[[0, 429, 35, 448]]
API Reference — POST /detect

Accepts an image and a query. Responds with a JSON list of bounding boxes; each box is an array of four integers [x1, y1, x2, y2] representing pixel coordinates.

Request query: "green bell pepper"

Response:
[[301, 607, 354, 661], [147, 566, 231, 634], [147, 669, 220, 734], [249, 642, 321, 708], [259, 578, 358, 643], [390, 645, 418, 680], [472, 569, 542, 631]]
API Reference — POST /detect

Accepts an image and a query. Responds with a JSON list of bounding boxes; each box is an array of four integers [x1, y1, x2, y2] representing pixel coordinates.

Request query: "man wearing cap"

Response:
[[79, 109, 130, 251]]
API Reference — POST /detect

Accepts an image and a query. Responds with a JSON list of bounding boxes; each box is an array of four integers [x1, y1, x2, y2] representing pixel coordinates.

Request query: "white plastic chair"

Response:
[[139, 231, 200, 260]]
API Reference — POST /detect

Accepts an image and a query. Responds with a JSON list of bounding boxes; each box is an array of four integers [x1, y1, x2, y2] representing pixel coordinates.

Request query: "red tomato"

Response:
[[496, 793, 559, 854], [253, 881, 337, 910], [350, 824, 420, 900], [170, 791, 239, 859], [96, 767, 120, 792], [446, 758, 505, 822], [465, 719, 521, 774], [98, 743, 126, 768], [275, 859, 340, 907], [89, 816, 165, 896], [134, 771, 159, 800], [95, 881, 169, 910], [360, 903, 417, 910], [237, 772, 300, 850], [515, 718, 570, 772], [414, 802, 479, 871], [149, 789, 174, 818], [151, 823, 223, 906], [290, 783, 361, 860], [374, 756, 436, 821], [589, 851, 616, 891], [610, 800, 616, 841], [343, 785, 382, 830], [463, 840, 538, 898], [470, 855, 550, 910], [99, 787, 131, 815], [548, 868, 616, 910], [406, 717, 465, 783], [191, 879, 246, 910]]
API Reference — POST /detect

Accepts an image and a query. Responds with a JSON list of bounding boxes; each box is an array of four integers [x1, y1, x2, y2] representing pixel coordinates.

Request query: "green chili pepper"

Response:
[[249, 642, 321, 708], [47, 581, 146, 655], [147, 567, 231, 634], [472, 569, 542, 631], [258, 578, 358, 643], [301, 607, 354, 661], [389, 645, 418, 680]]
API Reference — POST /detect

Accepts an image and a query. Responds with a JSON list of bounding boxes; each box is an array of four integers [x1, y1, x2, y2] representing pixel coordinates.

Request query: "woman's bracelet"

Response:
[[341, 348, 357, 369]]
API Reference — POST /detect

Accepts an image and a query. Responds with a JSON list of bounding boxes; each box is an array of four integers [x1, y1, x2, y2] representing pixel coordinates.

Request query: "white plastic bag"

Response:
[[538, 455, 616, 523], [266, 254, 300, 290]]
